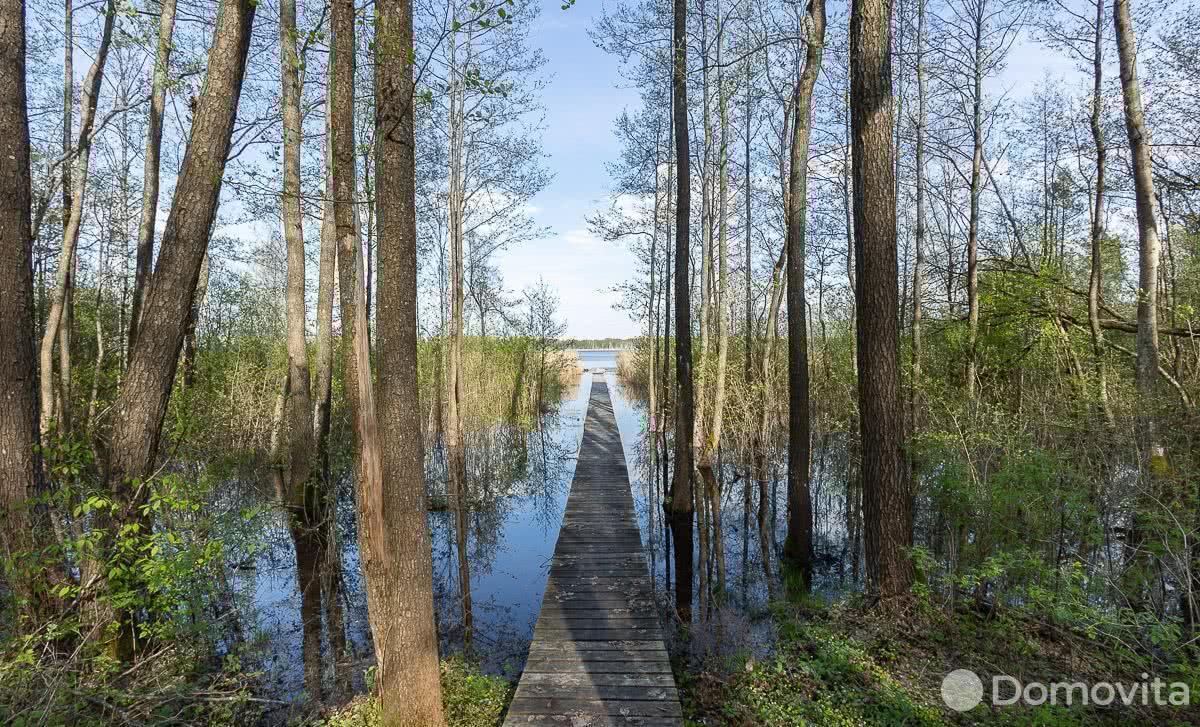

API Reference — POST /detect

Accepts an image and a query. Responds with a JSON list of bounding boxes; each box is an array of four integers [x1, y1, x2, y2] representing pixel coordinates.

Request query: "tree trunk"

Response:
[[317, 91, 346, 700], [40, 0, 116, 436], [128, 0, 178, 359], [782, 0, 825, 590], [850, 0, 914, 605], [670, 0, 695, 623], [910, 0, 926, 441], [1085, 0, 1114, 429], [445, 23, 472, 650], [965, 7, 983, 403], [0, 0, 39, 606], [279, 0, 322, 699], [102, 0, 257, 660], [372, 0, 447, 718], [1114, 0, 1165, 606]]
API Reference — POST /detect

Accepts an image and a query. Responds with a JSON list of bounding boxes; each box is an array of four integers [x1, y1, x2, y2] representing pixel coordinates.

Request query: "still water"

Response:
[[240, 349, 857, 709]]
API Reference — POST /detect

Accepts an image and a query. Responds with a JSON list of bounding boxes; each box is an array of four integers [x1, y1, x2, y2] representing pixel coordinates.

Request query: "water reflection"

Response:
[[237, 368, 588, 713], [429, 375, 588, 674], [242, 348, 863, 712], [606, 369, 860, 666]]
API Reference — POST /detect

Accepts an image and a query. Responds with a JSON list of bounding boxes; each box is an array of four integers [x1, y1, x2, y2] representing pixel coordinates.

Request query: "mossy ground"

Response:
[[680, 600, 1200, 726]]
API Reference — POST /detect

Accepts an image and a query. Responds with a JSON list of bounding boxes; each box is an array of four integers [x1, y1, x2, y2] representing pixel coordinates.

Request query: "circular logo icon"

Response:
[[942, 669, 984, 712]]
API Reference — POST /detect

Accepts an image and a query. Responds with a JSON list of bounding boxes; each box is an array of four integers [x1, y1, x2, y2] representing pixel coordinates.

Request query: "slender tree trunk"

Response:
[[850, 0, 914, 605], [331, 0, 373, 684], [332, 0, 360, 445], [316, 95, 347, 700], [1085, 0, 1114, 429], [40, 0, 116, 436], [965, 8, 983, 403], [670, 0, 695, 623], [698, 47, 731, 600], [0, 0, 40, 606], [910, 0, 926, 441], [782, 0, 825, 590], [444, 22, 472, 650], [279, 0, 322, 699], [128, 0, 178, 359], [373, 0, 447, 718], [1114, 0, 1165, 607]]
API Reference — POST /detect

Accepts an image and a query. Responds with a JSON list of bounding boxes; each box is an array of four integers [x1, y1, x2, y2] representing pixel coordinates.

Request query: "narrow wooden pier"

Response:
[[503, 375, 682, 726]]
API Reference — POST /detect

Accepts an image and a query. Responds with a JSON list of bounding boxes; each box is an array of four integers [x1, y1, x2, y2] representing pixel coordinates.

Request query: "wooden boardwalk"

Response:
[[503, 375, 682, 726]]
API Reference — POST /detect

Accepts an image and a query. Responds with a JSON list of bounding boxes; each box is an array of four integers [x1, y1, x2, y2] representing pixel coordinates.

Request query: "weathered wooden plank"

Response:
[[515, 684, 679, 701], [503, 715, 682, 727], [517, 672, 676, 688], [526, 649, 670, 664], [523, 667, 681, 676], [525, 643, 667, 657], [507, 697, 682, 717]]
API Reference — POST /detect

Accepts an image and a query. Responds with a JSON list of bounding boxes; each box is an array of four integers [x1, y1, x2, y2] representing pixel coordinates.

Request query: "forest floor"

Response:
[[680, 598, 1200, 726], [316, 601, 1200, 726]]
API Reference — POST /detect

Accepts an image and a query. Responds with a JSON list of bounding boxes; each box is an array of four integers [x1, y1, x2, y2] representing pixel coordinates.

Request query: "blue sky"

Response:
[[495, 2, 645, 339], [496, 1, 1084, 340]]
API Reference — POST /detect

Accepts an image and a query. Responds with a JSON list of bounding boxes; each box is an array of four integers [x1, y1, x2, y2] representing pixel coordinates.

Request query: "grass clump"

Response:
[[319, 657, 514, 727]]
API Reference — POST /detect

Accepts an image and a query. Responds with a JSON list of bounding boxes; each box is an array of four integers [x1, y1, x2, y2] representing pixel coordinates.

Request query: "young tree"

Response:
[[850, 0, 914, 604], [40, 0, 116, 436], [272, 0, 328, 698]]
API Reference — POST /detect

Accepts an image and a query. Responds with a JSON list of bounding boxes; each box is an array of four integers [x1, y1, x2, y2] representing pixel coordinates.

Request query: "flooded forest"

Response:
[[1, 0, 1199, 724]]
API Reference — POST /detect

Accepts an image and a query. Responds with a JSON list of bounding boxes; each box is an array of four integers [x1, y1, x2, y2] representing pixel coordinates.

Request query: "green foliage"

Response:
[[686, 611, 942, 726], [1, 429, 269, 725]]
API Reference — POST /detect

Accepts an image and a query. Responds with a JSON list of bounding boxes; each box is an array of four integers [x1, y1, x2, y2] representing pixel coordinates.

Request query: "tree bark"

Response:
[[0, 0, 39, 605], [670, 0, 695, 624], [850, 0, 914, 605], [373, 0, 447, 718], [782, 0, 825, 590]]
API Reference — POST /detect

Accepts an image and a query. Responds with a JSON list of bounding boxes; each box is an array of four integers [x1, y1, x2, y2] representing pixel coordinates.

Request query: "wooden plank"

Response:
[[517, 673, 676, 688], [502, 378, 682, 727], [507, 697, 682, 718], [504, 715, 682, 727]]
